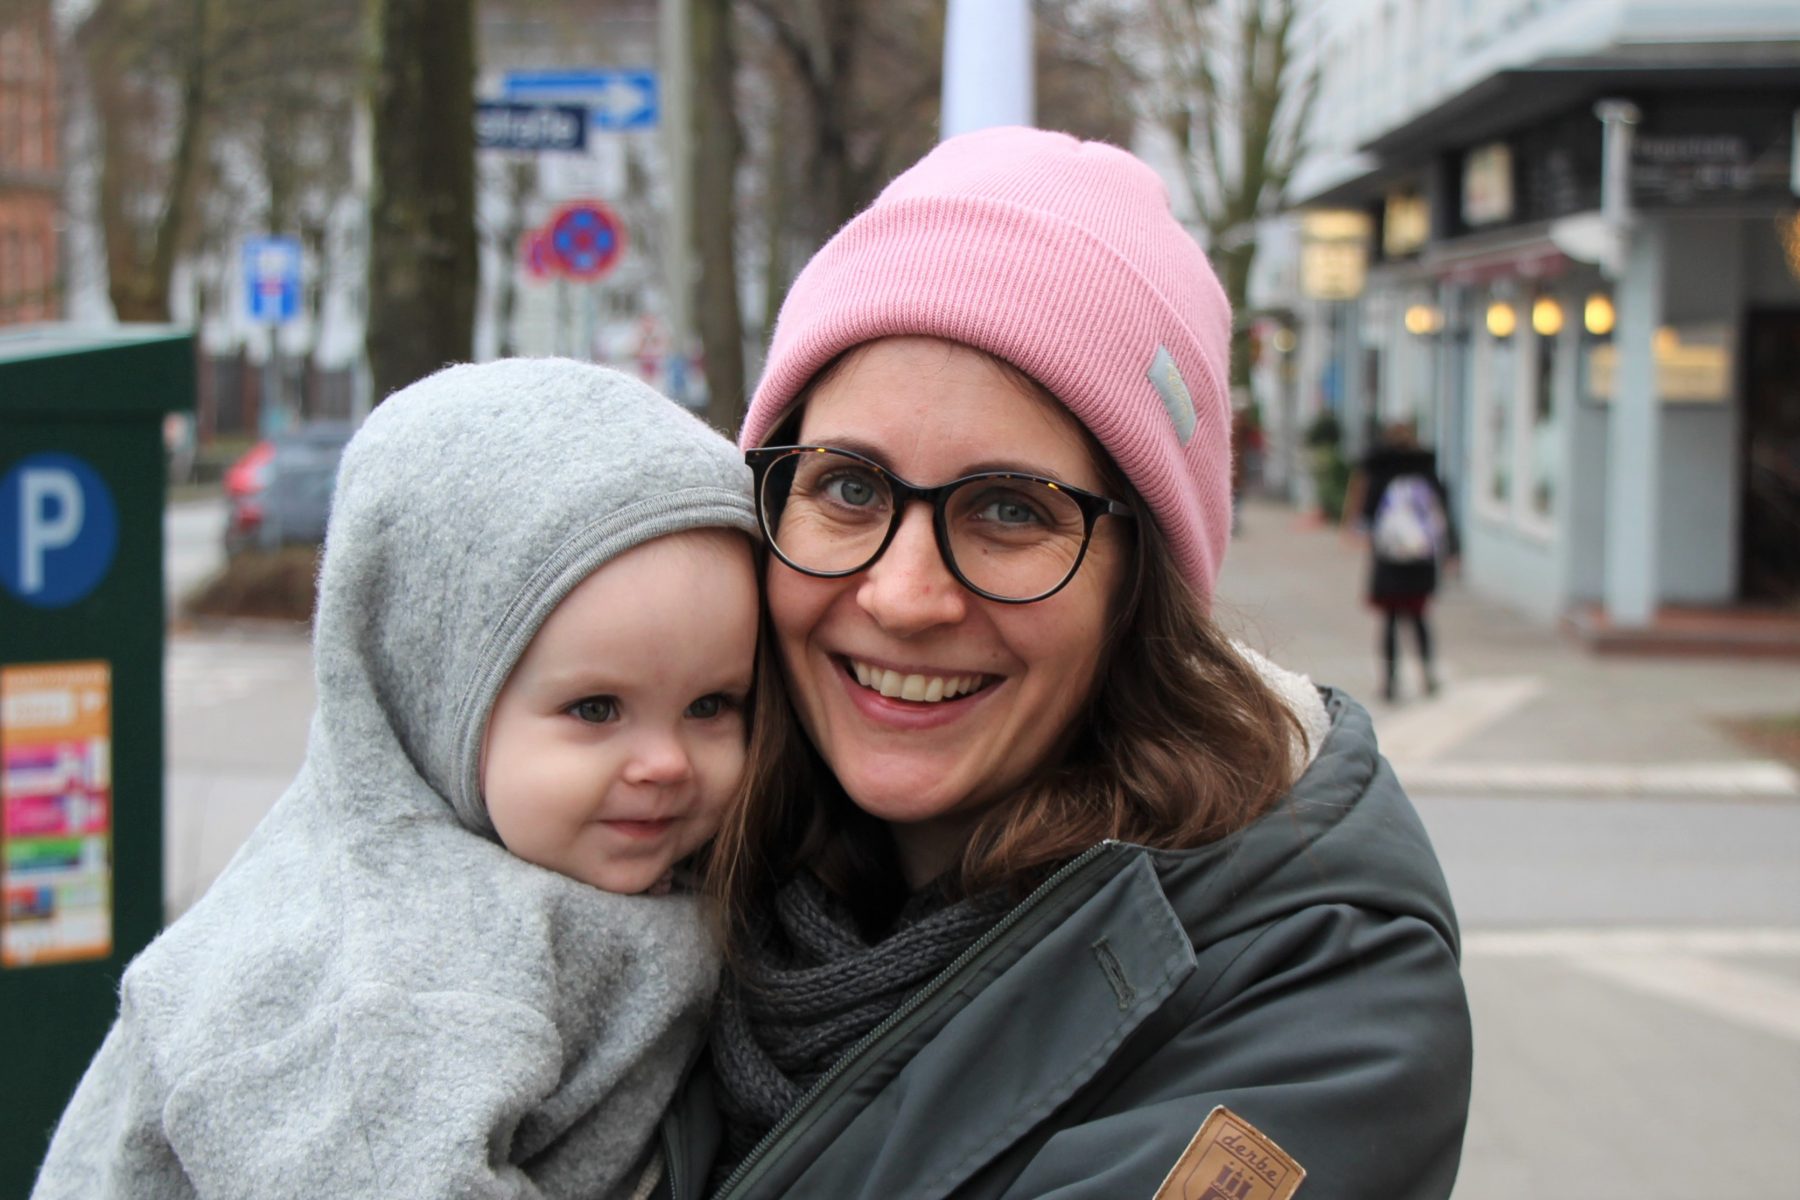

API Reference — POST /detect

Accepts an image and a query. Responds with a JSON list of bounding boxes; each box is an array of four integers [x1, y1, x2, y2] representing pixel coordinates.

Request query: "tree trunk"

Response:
[[1216, 241, 1255, 392], [364, 0, 477, 404], [693, 0, 746, 433]]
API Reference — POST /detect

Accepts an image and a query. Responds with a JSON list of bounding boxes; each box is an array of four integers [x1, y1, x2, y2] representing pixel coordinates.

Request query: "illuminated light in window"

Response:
[[1584, 293, 1615, 336], [1654, 326, 1678, 356], [1531, 297, 1564, 337], [1486, 301, 1517, 338]]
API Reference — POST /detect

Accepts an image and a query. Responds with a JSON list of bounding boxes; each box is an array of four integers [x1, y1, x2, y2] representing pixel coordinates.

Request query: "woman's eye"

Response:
[[821, 470, 881, 508], [974, 491, 1046, 526], [569, 696, 618, 724], [686, 694, 740, 720]]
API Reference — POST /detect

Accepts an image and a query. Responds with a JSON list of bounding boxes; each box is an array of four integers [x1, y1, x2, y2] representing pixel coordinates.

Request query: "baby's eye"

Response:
[[686, 694, 738, 720], [569, 696, 618, 724]]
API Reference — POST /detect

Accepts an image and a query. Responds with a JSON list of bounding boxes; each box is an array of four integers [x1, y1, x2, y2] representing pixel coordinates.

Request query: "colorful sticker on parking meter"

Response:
[[1, 661, 113, 967]]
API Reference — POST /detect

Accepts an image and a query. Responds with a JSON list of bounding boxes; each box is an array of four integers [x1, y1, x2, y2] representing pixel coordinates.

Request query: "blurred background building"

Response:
[[1259, 0, 1800, 627], [0, 0, 61, 325]]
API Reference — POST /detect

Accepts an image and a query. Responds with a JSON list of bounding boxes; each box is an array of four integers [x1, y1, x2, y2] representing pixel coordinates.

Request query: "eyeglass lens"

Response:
[[759, 449, 1091, 600]]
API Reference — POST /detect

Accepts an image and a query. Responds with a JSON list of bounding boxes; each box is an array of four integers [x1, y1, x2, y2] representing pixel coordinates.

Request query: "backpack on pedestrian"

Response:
[[1371, 474, 1446, 563]]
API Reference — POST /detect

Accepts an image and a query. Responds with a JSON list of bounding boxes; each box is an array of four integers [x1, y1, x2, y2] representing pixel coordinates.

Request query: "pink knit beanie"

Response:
[[740, 125, 1234, 601]]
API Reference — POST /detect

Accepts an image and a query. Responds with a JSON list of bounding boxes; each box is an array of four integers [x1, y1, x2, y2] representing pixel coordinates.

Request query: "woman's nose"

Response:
[[856, 503, 968, 635], [623, 730, 693, 787]]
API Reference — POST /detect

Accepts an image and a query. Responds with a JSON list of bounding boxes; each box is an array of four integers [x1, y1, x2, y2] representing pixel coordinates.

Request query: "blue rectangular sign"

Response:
[[501, 68, 659, 131], [242, 235, 302, 325]]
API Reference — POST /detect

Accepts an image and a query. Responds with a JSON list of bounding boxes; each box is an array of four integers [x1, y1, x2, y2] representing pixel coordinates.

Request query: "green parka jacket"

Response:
[[656, 689, 1472, 1200]]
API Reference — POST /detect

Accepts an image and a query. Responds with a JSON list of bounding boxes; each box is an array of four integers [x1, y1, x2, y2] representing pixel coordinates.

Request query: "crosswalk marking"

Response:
[[1464, 926, 1800, 1044], [1399, 760, 1800, 796]]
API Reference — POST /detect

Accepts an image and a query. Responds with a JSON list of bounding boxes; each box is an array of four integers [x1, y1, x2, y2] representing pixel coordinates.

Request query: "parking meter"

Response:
[[0, 325, 193, 1195]]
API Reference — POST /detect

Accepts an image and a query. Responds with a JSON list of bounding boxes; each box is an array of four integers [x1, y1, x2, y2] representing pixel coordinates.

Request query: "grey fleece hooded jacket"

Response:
[[33, 360, 758, 1200]]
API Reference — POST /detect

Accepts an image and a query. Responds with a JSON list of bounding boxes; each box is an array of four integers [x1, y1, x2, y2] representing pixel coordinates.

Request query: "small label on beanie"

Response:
[[1149, 345, 1196, 445], [1151, 1106, 1305, 1200]]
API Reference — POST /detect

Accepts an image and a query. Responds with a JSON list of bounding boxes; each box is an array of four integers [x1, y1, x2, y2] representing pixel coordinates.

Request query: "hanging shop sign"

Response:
[[1461, 142, 1516, 227], [1299, 210, 1370, 300], [1381, 190, 1429, 260]]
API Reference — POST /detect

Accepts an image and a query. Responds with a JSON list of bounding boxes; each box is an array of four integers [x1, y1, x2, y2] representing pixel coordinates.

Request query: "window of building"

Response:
[[1520, 293, 1563, 535], [1472, 298, 1518, 517], [1473, 288, 1564, 537]]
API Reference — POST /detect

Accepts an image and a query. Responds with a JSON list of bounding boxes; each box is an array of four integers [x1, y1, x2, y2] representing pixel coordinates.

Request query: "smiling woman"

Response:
[[674, 127, 1472, 1200]]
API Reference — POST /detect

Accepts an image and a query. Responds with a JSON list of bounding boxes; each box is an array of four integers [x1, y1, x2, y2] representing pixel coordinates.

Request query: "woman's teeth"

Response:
[[849, 660, 985, 703]]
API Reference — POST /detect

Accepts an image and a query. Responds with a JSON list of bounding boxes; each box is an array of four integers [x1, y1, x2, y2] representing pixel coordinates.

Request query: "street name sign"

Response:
[[476, 101, 588, 152]]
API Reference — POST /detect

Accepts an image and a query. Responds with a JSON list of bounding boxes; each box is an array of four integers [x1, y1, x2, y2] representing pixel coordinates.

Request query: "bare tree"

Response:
[[364, 0, 478, 403], [1148, 0, 1317, 389], [74, 0, 360, 324], [739, 0, 942, 318]]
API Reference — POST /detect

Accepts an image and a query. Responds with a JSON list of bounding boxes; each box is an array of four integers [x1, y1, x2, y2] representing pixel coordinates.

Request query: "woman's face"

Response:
[[767, 336, 1128, 887]]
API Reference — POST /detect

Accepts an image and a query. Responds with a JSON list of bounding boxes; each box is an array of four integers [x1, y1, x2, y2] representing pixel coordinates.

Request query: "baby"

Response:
[[33, 360, 761, 1200]]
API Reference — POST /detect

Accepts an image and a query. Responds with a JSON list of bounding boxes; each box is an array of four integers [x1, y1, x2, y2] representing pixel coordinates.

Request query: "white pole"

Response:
[[941, 0, 1034, 140], [659, 0, 694, 403]]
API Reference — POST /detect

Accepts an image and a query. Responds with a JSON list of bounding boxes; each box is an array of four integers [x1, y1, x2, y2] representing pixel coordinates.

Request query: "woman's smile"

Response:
[[841, 656, 999, 704]]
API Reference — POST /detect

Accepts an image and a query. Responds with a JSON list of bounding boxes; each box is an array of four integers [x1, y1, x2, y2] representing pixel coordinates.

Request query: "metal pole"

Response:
[[659, 0, 694, 404], [942, 0, 1033, 139]]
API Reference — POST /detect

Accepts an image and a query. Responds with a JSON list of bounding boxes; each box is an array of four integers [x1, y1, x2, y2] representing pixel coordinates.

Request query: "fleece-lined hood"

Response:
[[308, 358, 757, 837]]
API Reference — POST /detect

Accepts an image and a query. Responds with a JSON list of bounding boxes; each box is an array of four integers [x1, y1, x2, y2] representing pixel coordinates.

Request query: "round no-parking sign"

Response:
[[0, 453, 119, 609], [548, 201, 625, 280]]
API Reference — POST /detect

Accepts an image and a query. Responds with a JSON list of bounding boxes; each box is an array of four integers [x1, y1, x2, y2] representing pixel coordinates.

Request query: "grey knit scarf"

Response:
[[709, 873, 1008, 1175]]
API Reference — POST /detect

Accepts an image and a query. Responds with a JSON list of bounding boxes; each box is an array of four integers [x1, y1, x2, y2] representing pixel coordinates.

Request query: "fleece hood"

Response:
[[308, 358, 757, 837]]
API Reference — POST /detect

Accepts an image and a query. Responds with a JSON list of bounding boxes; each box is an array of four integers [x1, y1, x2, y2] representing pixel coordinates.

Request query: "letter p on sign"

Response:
[[1, 453, 119, 609]]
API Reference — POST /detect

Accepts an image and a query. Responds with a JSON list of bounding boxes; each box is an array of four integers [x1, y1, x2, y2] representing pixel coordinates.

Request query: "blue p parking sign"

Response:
[[0, 453, 119, 608]]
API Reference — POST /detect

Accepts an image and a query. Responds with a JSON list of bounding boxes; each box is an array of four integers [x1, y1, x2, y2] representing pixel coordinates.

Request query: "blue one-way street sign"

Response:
[[501, 69, 659, 131]]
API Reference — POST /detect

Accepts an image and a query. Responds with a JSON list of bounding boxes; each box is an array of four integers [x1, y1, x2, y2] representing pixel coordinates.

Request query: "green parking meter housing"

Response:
[[0, 325, 193, 1195]]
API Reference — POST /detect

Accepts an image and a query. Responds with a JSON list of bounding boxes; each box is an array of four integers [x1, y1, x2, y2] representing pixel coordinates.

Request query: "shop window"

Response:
[[1521, 295, 1563, 534], [1473, 291, 1564, 537], [1473, 300, 1517, 517]]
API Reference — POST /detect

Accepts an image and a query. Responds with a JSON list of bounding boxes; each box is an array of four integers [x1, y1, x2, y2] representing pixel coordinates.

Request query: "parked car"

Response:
[[224, 421, 356, 556]]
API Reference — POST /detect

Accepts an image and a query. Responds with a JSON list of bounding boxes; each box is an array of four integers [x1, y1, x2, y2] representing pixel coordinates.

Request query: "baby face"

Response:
[[482, 529, 759, 894]]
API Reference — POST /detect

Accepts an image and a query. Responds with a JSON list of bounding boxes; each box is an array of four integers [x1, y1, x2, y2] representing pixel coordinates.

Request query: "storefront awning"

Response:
[[1360, 49, 1800, 161]]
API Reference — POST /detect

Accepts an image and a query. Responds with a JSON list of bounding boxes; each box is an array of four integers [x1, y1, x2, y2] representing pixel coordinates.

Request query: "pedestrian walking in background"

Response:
[[1345, 419, 1458, 703]]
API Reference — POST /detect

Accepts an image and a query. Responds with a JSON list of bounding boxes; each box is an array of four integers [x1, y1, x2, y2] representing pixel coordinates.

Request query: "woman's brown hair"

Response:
[[709, 358, 1307, 939]]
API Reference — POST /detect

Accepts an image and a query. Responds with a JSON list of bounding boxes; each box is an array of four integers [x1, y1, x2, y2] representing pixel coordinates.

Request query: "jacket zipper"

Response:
[[701, 840, 1125, 1200]]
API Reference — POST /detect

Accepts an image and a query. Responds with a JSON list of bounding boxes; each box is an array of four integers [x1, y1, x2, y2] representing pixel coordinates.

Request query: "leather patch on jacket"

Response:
[[1151, 1106, 1305, 1200]]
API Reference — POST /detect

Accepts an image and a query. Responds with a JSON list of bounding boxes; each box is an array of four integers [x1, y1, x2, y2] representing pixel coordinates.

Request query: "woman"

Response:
[[668, 127, 1470, 1200]]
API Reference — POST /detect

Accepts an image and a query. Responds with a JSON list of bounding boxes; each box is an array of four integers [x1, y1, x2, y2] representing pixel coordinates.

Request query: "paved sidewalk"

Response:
[[1214, 498, 1800, 797]]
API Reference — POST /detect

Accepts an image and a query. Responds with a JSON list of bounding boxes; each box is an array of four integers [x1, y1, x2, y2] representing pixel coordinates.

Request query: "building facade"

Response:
[[1279, 0, 1800, 622], [0, 0, 59, 325]]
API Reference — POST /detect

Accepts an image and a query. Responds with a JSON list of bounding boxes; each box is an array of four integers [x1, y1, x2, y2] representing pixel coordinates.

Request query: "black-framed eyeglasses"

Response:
[[745, 445, 1135, 604]]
